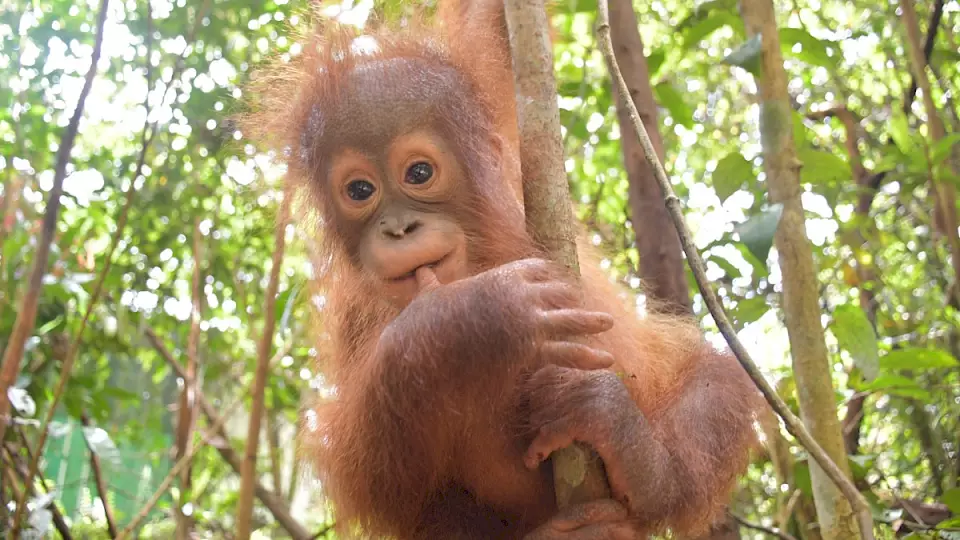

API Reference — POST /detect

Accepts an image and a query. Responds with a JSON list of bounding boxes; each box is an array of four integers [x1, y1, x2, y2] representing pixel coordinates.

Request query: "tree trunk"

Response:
[[900, 0, 959, 494], [502, 0, 612, 507], [737, 1, 860, 538], [607, 2, 738, 538], [236, 191, 291, 539], [808, 106, 879, 457], [899, 0, 960, 303], [266, 405, 284, 498], [607, 0, 691, 316], [175, 219, 203, 540], [504, 0, 581, 274]]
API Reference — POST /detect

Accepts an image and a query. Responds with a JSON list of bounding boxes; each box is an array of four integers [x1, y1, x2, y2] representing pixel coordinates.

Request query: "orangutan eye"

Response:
[[346, 179, 376, 201], [405, 162, 433, 185]]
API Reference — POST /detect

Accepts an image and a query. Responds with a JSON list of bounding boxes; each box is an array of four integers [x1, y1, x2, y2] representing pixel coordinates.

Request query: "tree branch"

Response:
[[175, 217, 204, 540], [594, 2, 875, 539], [730, 513, 798, 540], [265, 404, 284, 498], [11, 0, 217, 528], [607, 0, 692, 316], [902, 0, 945, 114], [142, 327, 310, 540], [3, 442, 74, 539], [116, 395, 243, 539], [80, 414, 118, 538], [0, 0, 110, 448], [237, 184, 292, 539], [502, 0, 612, 507]]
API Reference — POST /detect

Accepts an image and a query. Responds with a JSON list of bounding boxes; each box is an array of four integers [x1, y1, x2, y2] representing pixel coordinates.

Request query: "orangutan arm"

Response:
[[372, 259, 615, 420], [523, 346, 759, 536]]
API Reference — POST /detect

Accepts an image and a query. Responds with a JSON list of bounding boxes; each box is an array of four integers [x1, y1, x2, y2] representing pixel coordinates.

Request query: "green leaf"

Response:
[[712, 152, 753, 202], [942, 487, 960, 514], [653, 82, 694, 128], [849, 453, 875, 470], [830, 304, 879, 381], [732, 295, 770, 326], [792, 459, 813, 497], [943, 170, 960, 187], [682, 12, 739, 52], [847, 454, 874, 482], [723, 34, 763, 76], [565, 0, 598, 12], [646, 48, 666, 77], [779, 27, 838, 68], [880, 348, 959, 370], [859, 374, 930, 400], [888, 111, 918, 155], [906, 146, 930, 174], [675, 0, 738, 31], [35, 316, 64, 337], [707, 254, 742, 279], [82, 426, 122, 466], [797, 148, 850, 186], [859, 373, 919, 390], [101, 386, 139, 404], [931, 132, 960, 166], [735, 204, 784, 263], [732, 242, 771, 278]]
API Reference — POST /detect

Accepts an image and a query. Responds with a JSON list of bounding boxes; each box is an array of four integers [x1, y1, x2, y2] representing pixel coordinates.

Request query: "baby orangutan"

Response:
[[245, 1, 760, 538]]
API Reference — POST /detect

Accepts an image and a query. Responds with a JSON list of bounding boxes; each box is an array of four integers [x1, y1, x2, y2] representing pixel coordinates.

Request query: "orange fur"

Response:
[[245, 1, 761, 538]]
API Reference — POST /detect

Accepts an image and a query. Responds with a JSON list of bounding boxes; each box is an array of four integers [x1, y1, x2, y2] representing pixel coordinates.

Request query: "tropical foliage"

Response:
[[1, 0, 958, 538]]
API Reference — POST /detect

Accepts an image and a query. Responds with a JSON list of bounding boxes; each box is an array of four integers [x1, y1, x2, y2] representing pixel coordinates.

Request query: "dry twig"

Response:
[[730, 513, 798, 540], [3, 442, 73, 539], [80, 413, 118, 537]]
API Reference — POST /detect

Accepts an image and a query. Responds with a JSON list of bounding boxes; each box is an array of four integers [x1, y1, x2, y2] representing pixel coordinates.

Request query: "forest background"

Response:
[[1, 0, 959, 538]]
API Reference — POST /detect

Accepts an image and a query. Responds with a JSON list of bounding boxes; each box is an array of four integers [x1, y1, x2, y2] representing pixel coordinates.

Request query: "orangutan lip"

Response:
[[391, 252, 450, 282]]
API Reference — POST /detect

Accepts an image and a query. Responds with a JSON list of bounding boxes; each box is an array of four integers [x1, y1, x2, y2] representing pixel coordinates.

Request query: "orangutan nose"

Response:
[[380, 215, 422, 239]]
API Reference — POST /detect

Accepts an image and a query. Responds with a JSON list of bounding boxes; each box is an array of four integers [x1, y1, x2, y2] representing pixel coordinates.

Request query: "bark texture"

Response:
[[606, 2, 739, 538], [899, 0, 960, 495], [236, 192, 291, 539], [737, 1, 860, 538], [807, 106, 879, 457], [899, 0, 960, 302], [503, 0, 612, 506], [608, 0, 691, 316], [504, 0, 581, 275]]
